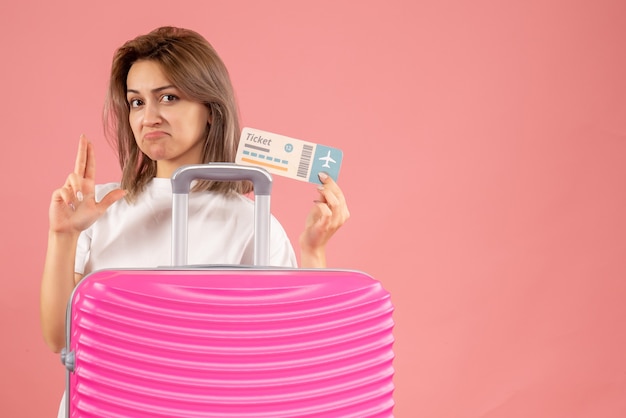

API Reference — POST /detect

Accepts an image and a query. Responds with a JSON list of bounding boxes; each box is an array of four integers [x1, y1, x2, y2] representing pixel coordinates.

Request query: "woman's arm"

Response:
[[40, 136, 125, 352], [40, 232, 82, 353]]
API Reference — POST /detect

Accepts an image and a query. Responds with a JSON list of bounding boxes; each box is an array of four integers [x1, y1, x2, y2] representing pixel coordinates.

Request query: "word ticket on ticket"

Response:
[[235, 127, 343, 184]]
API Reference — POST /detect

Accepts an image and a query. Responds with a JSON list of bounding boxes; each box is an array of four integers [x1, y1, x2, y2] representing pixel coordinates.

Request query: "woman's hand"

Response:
[[299, 172, 350, 268], [49, 135, 126, 235]]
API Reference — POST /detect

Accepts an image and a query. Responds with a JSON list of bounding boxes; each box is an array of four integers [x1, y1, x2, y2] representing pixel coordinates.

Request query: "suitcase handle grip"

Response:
[[171, 163, 272, 195], [171, 163, 273, 267]]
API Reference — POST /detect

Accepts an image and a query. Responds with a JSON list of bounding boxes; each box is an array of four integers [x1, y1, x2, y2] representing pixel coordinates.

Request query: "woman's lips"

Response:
[[143, 131, 168, 140]]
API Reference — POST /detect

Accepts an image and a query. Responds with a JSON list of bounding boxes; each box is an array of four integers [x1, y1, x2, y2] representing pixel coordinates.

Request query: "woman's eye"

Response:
[[162, 94, 178, 103], [129, 99, 143, 108]]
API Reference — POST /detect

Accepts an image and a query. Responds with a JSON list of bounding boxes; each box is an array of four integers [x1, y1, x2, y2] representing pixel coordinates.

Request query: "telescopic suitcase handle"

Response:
[[171, 163, 273, 267]]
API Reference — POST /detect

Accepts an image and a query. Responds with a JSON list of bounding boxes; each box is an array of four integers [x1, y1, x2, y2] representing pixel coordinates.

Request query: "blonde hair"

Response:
[[104, 26, 252, 200]]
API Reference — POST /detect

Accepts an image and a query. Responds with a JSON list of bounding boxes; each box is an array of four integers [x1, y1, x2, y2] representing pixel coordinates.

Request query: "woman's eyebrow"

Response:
[[126, 85, 176, 95]]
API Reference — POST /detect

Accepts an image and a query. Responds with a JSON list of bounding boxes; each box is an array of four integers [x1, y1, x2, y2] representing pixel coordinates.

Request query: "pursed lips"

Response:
[[143, 131, 168, 141]]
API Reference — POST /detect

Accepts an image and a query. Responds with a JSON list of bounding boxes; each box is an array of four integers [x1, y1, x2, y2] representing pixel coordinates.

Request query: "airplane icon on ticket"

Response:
[[318, 150, 337, 168]]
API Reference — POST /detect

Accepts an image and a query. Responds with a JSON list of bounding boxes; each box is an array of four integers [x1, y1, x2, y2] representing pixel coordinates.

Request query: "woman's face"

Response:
[[126, 59, 211, 178]]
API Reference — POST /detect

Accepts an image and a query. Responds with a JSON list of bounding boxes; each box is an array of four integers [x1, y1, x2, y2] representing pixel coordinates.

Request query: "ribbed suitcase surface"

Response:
[[66, 268, 394, 417]]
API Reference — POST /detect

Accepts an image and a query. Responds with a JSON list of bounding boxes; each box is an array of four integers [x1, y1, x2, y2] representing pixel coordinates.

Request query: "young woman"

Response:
[[40, 26, 349, 416]]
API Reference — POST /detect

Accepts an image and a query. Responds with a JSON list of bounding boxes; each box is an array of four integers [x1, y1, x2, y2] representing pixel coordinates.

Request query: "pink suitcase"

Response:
[[62, 164, 394, 417]]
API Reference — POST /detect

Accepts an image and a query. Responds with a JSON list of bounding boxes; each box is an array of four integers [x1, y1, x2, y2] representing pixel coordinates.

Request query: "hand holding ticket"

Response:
[[235, 127, 343, 184]]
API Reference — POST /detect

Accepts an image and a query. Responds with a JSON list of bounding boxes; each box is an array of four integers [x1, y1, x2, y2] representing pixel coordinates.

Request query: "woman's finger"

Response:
[[84, 140, 96, 181], [57, 187, 76, 210], [311, 201, 333, 224], [73, 135, 89, 177], [64, 173, 85, 203], [317, 173, 347, 204], [317, 187, 340, 212], [97, 189, 127, 212], [316, 174, 350, 223]]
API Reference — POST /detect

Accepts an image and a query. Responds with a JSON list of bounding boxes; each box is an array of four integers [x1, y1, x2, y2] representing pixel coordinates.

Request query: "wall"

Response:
[[1, 0, 625, 416]]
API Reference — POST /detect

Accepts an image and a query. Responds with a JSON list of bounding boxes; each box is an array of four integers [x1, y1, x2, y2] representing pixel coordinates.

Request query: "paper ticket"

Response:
[[235, 127, 343, 184]]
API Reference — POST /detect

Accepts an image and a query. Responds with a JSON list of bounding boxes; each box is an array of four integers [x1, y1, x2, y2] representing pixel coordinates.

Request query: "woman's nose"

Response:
[[142, 103, 162, 126]]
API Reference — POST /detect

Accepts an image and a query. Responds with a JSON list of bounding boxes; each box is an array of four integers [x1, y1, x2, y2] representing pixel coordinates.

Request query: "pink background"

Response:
[[2, 0, 626, 416]]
